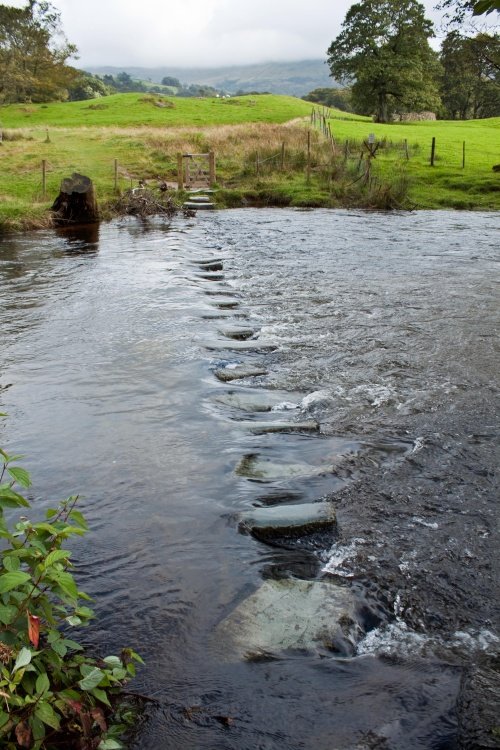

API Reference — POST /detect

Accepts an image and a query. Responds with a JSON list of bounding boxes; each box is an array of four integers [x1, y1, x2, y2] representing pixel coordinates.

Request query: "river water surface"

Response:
[[0, 209, 499, 749]]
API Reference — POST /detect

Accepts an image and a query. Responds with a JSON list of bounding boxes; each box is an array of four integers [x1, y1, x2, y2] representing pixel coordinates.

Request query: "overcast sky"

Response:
[[9, 0, 448, 68]]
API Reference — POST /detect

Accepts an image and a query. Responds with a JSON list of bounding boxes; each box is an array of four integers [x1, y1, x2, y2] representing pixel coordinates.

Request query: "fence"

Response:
[[6, 115, 474, 206]]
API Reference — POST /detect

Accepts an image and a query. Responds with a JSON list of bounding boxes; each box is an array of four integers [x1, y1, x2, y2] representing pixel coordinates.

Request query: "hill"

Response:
[[86, 60, 335, 97]]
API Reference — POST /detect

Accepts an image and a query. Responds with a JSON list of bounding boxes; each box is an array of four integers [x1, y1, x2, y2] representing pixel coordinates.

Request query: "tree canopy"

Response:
[[0, 0, 77, 103], [440, 31, 500, 118], [327, 0, 441, 122]]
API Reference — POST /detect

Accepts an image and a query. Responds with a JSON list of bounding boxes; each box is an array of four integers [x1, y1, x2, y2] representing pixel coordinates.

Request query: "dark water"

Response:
[[0, 209, 498, 749]]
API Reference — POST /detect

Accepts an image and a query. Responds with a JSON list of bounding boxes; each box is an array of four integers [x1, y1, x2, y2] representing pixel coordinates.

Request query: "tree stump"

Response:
[[51, 173, 99, 226]]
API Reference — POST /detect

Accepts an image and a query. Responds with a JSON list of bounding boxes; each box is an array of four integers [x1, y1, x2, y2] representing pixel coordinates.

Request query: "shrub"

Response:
[[0, 431, 142, 749]]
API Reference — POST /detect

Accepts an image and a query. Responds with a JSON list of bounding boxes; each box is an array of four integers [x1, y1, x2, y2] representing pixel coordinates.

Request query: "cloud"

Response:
[[5, 0, 446, 67]]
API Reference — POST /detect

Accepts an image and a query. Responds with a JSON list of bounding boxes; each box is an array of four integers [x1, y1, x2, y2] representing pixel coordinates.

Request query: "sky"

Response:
[[9, 0, 448, 69]]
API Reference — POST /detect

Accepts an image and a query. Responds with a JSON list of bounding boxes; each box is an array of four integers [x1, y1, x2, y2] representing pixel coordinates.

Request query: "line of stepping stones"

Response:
[[188, 245, 364, 661], [183, 189, 216, 212]]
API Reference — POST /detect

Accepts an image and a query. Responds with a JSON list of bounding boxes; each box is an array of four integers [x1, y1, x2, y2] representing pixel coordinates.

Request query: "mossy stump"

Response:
[[51, 172, 99, 226]]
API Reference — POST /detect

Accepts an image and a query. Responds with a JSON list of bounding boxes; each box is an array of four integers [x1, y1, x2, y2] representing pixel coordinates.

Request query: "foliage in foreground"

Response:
[[0, 435, 142, 749]]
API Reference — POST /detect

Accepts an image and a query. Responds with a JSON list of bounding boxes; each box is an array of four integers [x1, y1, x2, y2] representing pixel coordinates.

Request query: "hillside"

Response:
[[86, 60, 335, 97], [0, 93, 315, 128]]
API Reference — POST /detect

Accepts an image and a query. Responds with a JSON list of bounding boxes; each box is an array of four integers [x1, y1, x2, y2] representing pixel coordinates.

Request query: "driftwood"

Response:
[[112, 187, 183, 219], [51, 173, 99, 226]]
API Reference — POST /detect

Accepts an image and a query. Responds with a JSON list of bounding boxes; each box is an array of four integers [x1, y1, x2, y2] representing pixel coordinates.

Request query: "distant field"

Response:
[[0, 93, 498, 229], [0, 93, 315, 128]]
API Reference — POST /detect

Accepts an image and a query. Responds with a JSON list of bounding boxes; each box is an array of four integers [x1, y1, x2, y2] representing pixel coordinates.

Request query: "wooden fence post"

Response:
[[42, 160, 47, 200], [404, 139, 409, 160], [430, 136, 436, 167], [177, 153, 184, 190], [306, 131, 311, 183], [209, 151, 216, 186], [462, 141, 466, 169]]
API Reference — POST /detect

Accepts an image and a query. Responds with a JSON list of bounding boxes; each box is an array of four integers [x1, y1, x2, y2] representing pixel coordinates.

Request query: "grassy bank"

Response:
[[0, 93, 498, 230]]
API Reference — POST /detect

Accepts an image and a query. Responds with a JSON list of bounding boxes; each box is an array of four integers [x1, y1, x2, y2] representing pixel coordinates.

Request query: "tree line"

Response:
[[0, 0, 498, 122]]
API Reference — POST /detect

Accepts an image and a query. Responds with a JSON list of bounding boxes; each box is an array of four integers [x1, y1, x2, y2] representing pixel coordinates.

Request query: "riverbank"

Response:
[[0, 93, 498, 230]]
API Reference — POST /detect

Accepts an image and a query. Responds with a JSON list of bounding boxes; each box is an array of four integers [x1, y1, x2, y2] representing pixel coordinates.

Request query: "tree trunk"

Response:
[[375, 94, 390, 123], [51, 173, 99, 226]]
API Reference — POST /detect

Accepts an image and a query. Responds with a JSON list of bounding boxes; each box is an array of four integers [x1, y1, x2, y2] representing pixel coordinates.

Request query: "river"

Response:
[[0, 208, 499, 749]]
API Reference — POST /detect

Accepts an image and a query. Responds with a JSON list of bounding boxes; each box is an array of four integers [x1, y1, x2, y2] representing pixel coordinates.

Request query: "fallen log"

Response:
[[51, 173, 99, 226]]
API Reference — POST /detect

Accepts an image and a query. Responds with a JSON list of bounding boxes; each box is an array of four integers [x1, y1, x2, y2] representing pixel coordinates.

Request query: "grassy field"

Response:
[[0, 93, 498, 230]]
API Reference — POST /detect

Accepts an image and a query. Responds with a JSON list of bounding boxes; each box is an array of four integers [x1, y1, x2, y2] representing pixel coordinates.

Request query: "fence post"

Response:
[[430, 137, 436, 167], [462, 141, 466, 169], [404, 139, 409, 160], [42, 160, 47, 200], [209, 151, 216, 186], [306, 131, 311, 184], [177, 153, 184, 190]]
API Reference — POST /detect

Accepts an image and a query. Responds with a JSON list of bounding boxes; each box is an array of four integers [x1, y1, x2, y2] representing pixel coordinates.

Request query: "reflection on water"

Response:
[[0, 209, 499, 749], [55, 222, 100, 253]]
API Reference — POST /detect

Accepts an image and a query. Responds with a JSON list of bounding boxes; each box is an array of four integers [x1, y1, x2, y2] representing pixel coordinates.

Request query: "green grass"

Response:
[[0, 92, 314, 128], [0, 93, 498, 230]]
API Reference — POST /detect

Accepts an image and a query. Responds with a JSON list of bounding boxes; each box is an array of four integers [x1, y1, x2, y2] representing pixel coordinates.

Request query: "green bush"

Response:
[[0, 430, 142, 749]]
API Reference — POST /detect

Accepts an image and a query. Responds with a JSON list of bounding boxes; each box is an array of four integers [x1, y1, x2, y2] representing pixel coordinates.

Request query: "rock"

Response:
[[205, 339, 277, 352], [457, 666, 500, 749], [183, 201, 215, 210], [197, 261, 223, 271], [214, 578, 360, 659], [238, 501, 336, 540], [213, 390, 294, 412], [214, 365, 268, 382], [218, 327, 256, 341], [194, 272, 225, 281], [236, 453, 336, 481], [212, 300, 239, 309], [236, 419, 319, 434]]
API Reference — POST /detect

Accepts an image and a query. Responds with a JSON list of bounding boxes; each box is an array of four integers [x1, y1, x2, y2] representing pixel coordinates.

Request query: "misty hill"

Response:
[[86, 60, 335, 97]]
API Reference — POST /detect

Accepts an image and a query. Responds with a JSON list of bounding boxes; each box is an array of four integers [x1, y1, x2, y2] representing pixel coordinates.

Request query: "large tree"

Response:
[[327, 0, 441, 122], [440, 31, 500, 117], [0, 1, 77, 103]]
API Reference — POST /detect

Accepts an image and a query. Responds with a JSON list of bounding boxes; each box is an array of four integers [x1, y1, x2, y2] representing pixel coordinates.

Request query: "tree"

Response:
[[440, 31, 500, 117], [303, 87, 353, 112], [0, 1, 78, 103], [66, 70, 113, 101], [327, 0, 441, 122], [161, 76, 181, 88]]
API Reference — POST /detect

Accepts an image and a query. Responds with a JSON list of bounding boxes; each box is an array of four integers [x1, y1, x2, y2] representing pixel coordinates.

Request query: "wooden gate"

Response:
[[177, 152, 215, 190]]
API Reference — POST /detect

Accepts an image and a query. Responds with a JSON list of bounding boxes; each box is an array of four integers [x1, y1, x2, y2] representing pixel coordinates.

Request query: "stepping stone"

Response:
[[194, 272, 225, 281], [204, 339, 277, 352], [218, 327, 256, 341], [238, 501, 336, 540], [214, 365, 268, 382], [212, 390, 292, 412], [236, 420, 319, 434], [214, 579, 360, 659], [190, 258, 224, 266], [213, 300, 239, 309], [183, 201, 215, 210], [188, 195, 211, 203], [198, 261, 223, 272], [236, 453, 336, 482]]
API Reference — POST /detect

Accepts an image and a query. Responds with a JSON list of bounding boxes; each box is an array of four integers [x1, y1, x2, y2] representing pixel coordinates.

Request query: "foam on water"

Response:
[[357, 620, 500, 659]]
